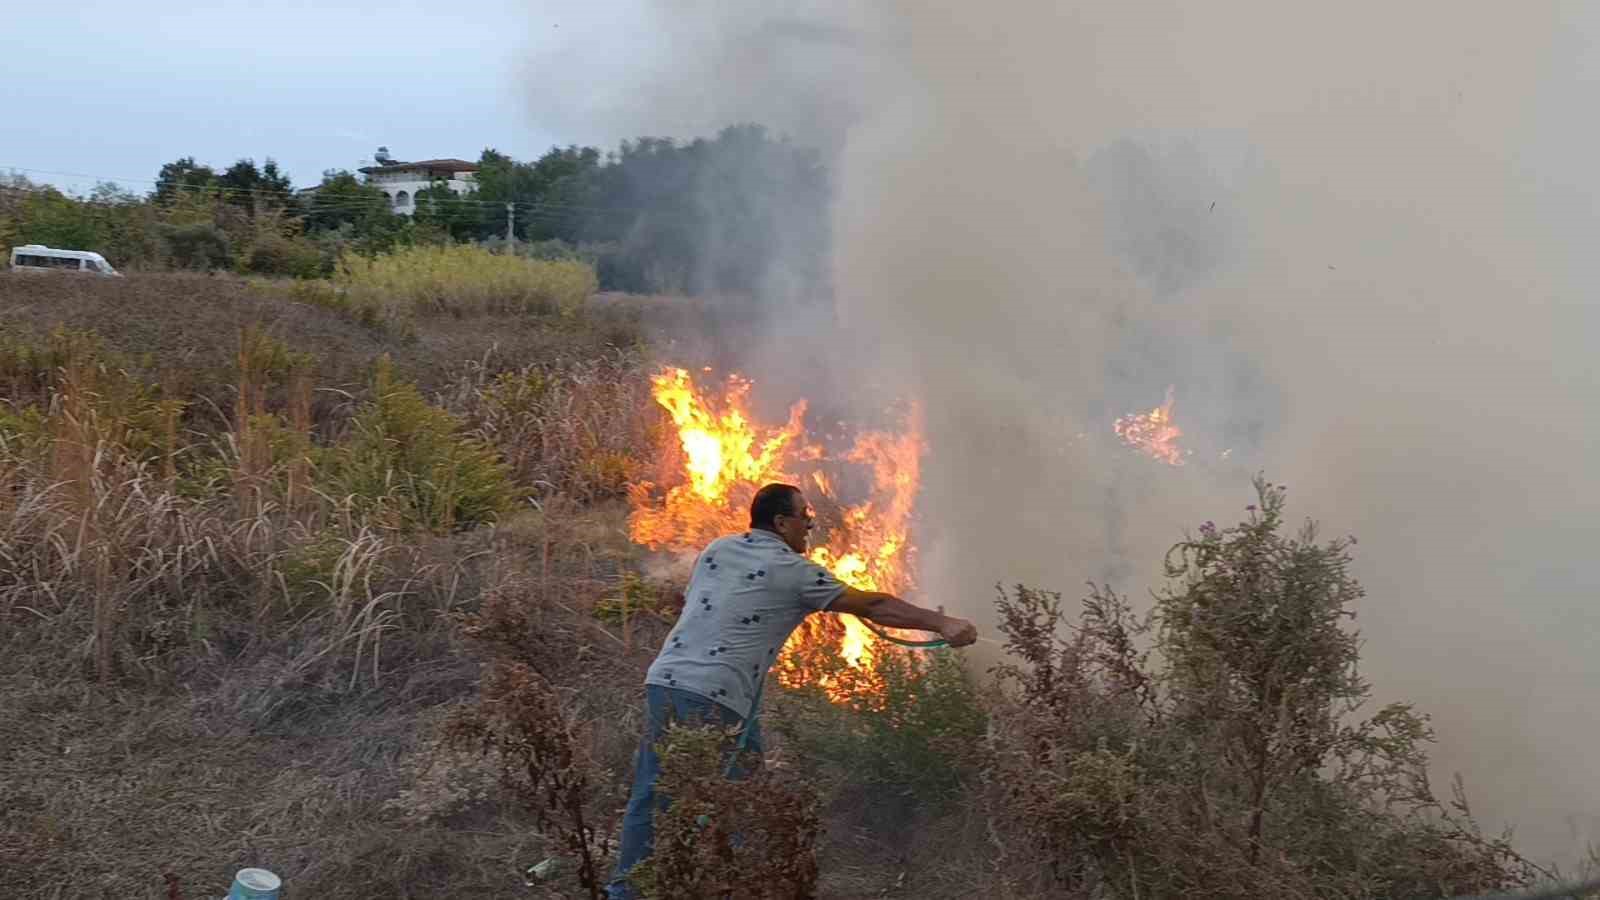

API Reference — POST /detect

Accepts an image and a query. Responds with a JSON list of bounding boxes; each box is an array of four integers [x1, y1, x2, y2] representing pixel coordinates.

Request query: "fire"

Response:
[[630, 368, 810, 550], [1114, 385, 1187, 466], [628, 366, 924, 702]]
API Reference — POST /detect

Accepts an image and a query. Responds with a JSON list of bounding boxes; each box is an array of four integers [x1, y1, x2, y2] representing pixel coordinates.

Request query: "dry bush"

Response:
[[629, 723, 822, 900], [445, 659, 611, 898], [437, 522, 667, 899], [337, 244, 597, 321], [384, 726, 505, 824], [984, 477, 1542, 899], [458, 349, 660, 503]]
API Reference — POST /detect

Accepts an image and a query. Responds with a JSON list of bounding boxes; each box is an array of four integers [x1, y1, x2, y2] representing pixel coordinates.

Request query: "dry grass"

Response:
[[0, 271, 1040, 899], [0, 497, 664, 899], [337, 244, 598, 319], [0, 656, 511, 899], [0, 271, 645, 433], [0, 270, 675, 897], [454, 350, 665, 505]]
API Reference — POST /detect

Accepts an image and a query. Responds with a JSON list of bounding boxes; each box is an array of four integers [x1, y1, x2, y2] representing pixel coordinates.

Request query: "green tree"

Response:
[[412, 180, 488, 241], [0, 178, 163, 268], [464, 145, 603, 243], [581, 126, 828, 296], [304, 170, 412, 253], [12, 187, 104, 252], [521, 145, 604, 242], [217, 157, 294, 210], [152, 156, 218, 205], [87, 182, 164, 268]]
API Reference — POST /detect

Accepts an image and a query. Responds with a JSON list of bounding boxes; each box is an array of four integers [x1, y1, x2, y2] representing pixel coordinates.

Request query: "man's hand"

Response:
[[938, 615, 978, 648], [834, 588, 980, 647]]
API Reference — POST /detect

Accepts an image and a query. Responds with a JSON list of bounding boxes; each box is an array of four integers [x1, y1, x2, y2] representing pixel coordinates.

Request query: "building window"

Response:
[[394, 190, 410, 209]]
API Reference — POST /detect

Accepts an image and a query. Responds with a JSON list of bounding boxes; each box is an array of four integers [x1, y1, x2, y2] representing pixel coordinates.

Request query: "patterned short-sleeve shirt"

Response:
[[645, 529, 845, 717]]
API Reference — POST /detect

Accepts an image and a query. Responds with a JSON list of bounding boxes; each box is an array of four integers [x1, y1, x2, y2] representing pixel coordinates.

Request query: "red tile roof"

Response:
[[358, 158, 479, 175]]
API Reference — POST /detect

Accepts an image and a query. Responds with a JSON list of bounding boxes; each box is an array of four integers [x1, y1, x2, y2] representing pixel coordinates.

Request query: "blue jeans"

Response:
[[607, 684, 761, 900]]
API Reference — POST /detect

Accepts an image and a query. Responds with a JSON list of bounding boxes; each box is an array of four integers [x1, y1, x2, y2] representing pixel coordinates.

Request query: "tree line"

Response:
[[0, 124, 829, 297]]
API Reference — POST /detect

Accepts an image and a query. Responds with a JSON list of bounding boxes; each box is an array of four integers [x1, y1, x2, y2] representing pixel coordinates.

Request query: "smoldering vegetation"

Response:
[[532, 0, 1600, 870]]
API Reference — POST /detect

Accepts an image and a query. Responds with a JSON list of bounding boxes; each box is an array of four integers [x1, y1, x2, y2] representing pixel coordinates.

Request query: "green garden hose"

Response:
[[857, 618, 949, 649]]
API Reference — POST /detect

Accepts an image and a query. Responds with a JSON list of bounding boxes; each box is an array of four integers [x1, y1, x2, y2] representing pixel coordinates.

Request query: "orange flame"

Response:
[[1114, 385, 1187, 466], [630, 368, 809, 551], [628, 366, 923, 702]]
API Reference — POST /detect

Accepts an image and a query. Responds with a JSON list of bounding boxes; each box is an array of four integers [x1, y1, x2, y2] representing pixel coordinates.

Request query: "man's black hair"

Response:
[[750, 482, 802, 531]]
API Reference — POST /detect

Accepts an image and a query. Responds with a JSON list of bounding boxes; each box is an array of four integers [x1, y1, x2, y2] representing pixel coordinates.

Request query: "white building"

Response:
[[357, 153, 479, 216]]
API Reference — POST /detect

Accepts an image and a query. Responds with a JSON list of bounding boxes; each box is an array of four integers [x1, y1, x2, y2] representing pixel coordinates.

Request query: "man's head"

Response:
[[750, 482, 814, 553]]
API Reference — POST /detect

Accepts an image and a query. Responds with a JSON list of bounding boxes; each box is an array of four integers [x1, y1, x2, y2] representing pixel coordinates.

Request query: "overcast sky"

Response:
[[0, 0, 677, 195]]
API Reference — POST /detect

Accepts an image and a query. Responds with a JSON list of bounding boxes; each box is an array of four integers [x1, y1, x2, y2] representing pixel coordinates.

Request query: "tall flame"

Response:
[[651, 368, 807, 503], [1114, 385, 1188, 466], [628, 366, 923, 702]]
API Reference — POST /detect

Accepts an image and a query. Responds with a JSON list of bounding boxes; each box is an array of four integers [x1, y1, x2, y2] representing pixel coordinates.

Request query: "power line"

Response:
[[1, 163, 702, 218], [3, 182, 526, 222], [2, 182, 639, 236], [2, 165, 527, 211]]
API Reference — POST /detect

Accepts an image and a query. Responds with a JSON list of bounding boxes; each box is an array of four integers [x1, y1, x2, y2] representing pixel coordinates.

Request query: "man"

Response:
[[607, 482, 979, 898]]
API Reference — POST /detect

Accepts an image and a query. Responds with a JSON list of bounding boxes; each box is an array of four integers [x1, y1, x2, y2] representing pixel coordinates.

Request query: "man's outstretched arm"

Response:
[[830, 588, 978, 647]]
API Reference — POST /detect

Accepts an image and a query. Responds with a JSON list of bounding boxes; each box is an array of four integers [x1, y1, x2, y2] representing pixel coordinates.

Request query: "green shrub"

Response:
[[985, 476, 1541, 898], [0, 328, 179, 468], [242, 232, 326, 278], [172, 446, 233, 501], [773, 635, 986, 813], [591, 573, 678, 627], [0, 406, 50, 461], [160, 221, 231, 270], [318, 356, 513, 532], [0, 327, 101, 401], [478, 236, 592, 264]]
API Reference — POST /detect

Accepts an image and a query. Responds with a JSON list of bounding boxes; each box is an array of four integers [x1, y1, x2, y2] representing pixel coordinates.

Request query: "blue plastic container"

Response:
[[227, 868, 281, 900]]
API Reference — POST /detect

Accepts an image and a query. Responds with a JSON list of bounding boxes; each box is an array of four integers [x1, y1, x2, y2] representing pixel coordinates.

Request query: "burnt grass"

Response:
[[0, 273, 994, 900]]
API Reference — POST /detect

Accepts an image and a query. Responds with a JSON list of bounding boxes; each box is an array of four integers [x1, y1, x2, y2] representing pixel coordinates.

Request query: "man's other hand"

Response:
[[938, 616, 978, 647]]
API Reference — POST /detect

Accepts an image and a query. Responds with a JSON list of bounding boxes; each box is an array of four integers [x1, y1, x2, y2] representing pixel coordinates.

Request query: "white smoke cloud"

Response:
[[525, 0, 1600, 864]]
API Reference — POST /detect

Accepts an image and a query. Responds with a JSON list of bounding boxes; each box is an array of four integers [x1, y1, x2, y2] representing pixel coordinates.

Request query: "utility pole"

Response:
[[505, 203, 515, 244]]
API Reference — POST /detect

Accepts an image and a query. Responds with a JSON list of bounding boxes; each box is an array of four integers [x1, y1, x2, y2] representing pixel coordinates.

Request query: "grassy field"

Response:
[[0, 269, 1023, 900], [0, 266, 1548, 900], [0, 269, 649, 897]]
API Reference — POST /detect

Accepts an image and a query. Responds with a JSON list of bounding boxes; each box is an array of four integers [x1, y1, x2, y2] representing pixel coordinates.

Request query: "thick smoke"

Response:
[[527, 0, 1600, 863]]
